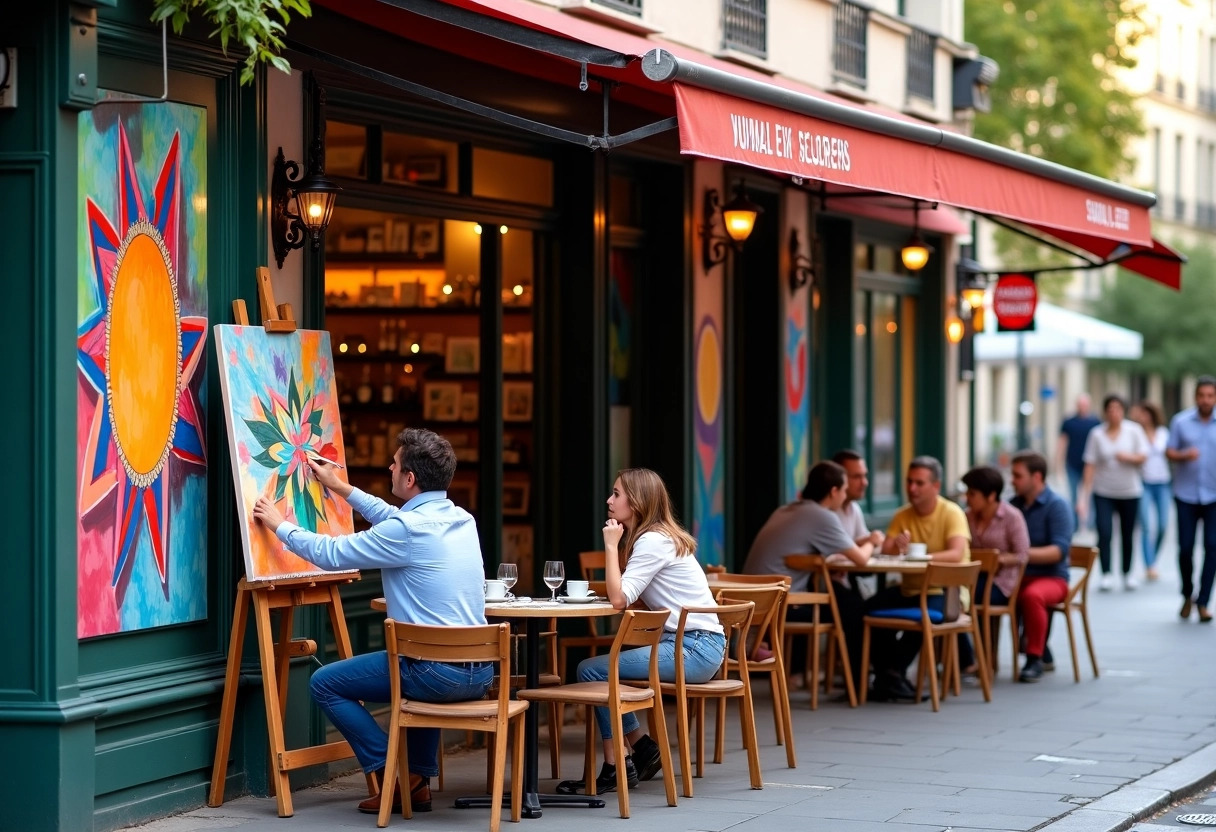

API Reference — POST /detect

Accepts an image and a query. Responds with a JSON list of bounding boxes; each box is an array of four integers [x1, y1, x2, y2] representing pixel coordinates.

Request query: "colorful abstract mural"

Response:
[[693, 315, 725, 565], [214, 326, 355, 581], [77, 102, 209, 638], [783, 290, 811, 502]]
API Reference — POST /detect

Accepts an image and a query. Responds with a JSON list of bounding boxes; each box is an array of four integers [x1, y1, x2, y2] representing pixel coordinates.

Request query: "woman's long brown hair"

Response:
[[615, 468, 697, 560]]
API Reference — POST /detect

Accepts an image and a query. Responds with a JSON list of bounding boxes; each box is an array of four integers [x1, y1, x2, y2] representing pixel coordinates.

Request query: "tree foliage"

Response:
[[964, 0, 1148, 282], [1090, 243, 1216, 381], [152, 0, 311, 86]]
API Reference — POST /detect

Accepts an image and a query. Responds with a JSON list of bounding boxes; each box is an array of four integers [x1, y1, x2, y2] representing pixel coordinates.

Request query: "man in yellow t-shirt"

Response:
[[865, 456, 970, 701]]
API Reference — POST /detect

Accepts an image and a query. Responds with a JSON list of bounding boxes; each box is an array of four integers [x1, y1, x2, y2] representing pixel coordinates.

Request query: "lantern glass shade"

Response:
[[294, 173, 341, 233], [722, 191, 763, 242], [961, 287, 986, 309], [945, 315, 965, 343], [901, 236, 931, 271]]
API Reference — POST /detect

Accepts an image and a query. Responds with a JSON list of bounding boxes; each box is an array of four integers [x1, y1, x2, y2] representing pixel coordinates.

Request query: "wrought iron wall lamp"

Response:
[[788, 228, 815, 294], [271, 76, 342, 269], [701, 182, 762, 273]]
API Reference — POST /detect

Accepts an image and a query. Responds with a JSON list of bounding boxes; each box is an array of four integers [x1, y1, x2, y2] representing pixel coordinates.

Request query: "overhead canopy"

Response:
[[974, 302, 1143, 362]]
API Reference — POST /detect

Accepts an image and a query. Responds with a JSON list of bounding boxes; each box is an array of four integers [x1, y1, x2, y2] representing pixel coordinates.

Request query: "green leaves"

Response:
[[151, 0, 312, 86]]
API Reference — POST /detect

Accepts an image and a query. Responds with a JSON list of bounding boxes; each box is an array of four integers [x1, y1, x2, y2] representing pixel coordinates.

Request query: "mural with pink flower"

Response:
[[214, 325, 353, 580]]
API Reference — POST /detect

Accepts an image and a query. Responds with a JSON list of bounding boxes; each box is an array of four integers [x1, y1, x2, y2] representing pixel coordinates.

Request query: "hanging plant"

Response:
[[151, 0, 312, 86]]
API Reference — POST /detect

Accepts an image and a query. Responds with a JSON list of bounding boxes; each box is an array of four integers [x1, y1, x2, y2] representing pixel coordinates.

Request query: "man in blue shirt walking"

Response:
[[254, 428, 490, 814], [1057, 394, 1100, 530], [1166, 376, 1216, 623]]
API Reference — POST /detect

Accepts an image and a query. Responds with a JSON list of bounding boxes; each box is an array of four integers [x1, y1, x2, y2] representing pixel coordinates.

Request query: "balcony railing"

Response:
[[593, 0, 643, 15], [722, 0, 767, 58], [833, 0, 868, 86], [906, 28, 935, 102]]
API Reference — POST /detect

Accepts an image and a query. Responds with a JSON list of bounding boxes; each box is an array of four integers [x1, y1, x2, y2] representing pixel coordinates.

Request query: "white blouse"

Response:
[[619, 532, 724, 634], [1083, 421, 1151, 499]]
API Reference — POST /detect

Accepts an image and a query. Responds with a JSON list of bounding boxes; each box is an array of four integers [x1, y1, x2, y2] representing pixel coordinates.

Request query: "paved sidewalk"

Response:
[[131, 547, 1216, 832]]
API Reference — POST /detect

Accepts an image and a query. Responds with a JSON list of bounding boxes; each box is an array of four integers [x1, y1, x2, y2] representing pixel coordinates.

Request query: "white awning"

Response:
[[975, 301, 1143, 361]]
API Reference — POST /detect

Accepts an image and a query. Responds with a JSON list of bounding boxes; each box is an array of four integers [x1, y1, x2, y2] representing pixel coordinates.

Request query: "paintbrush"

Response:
[[303, 450, 345, 470]]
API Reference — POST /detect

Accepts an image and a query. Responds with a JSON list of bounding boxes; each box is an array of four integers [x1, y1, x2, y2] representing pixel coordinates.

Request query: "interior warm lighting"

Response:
[[512, 284, 524, 296], [442, 284, 453, 295], [474, 224, 483, 235], [855, 323, 867, 336], [410, 342, 420, 354], [900, 203, 934, 272], [946, 315, 965, 343], [722, 190, 762, 242], [356, 342, 367, 354], [338, 342, 348, 354], [499, 225, 509, 235], [961, 287, 986, 310], [885, 321, 898, 334], [404, 364, 413, 374]]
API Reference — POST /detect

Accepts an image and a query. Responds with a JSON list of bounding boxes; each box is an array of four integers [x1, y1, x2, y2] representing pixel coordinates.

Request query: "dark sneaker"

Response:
[[556, 758, 639, 795], [631, 735, 663, 782], [1019, 658, 1044, 683], [1042, 646, 1055, 672]]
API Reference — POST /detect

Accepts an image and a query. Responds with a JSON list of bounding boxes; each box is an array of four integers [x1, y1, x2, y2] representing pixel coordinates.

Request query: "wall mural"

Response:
[[77, 102, 209, 637], [214, 326, 355, 581], [783, 290, 811, 502], [693, 314, 725, 566]]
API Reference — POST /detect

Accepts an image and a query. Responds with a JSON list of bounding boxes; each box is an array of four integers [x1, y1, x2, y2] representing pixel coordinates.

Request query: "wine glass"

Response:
[[497, 562, 518, 600], [543, 560, 565, 602]]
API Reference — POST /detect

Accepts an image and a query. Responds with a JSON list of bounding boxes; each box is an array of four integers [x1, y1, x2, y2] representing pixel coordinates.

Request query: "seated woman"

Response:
[[958, 465, 1030, 675], [557, 468, 726, 796]]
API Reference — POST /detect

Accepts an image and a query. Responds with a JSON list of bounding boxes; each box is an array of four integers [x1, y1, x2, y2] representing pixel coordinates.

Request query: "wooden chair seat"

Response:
[[402, 698, 529, 720], [518, 680, 656, 705]]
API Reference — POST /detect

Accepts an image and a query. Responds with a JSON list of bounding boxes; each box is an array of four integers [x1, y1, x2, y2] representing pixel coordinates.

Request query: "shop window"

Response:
[[382, 131, 459, 193], [327, 121, 368, 179], [473, 148, 554, 206]]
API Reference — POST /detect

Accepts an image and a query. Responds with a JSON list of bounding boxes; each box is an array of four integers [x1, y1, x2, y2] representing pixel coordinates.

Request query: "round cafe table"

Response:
[[369, 595, 619, 819]]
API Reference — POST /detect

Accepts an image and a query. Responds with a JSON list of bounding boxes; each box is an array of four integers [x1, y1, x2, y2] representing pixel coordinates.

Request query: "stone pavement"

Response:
[[130, 540, 1216, 832]]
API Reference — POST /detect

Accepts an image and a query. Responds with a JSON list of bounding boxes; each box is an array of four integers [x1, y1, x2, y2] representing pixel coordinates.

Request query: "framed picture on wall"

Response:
[[503, 381, 533, 422], [410, 219, 443, 260], [406, 155, 447, 186], [502, 482, 530, 516], [445, 336, 480, 374], [423, 382, 462, 421]]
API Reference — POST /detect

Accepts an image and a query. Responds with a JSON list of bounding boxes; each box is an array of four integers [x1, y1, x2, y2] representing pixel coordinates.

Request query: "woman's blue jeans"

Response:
[[1140, 482, 1171, 568], [576, 630, 726, 739], [309, 652, 494, 777]]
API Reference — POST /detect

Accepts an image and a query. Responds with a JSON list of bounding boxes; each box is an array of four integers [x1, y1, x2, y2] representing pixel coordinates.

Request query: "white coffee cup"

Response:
[[906, 542, 928, 559], [566, 580, 591, 598], [484, 579, 508, 600]]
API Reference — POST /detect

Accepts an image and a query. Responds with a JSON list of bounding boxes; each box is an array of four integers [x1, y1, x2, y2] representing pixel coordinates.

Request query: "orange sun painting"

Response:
[[77, 104, 209, 636]]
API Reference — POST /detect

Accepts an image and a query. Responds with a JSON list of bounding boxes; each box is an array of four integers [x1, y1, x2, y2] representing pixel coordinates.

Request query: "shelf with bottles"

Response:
[[325, 304, 533, 316]]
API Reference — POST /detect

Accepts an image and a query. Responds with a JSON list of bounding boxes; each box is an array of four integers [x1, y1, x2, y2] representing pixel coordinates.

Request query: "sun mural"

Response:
[[77, 120, 207, 605]]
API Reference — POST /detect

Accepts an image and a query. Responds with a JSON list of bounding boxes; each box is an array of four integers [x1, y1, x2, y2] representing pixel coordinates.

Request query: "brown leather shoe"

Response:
[[357, 773, 432, 814], [1181, 597, 1195, 619], [1200, 606, 1213, 623]]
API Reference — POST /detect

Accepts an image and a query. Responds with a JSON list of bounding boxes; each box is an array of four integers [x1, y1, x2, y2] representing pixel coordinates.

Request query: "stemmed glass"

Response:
[[497, 562, 518, 601], [543, 560, 565, 602]]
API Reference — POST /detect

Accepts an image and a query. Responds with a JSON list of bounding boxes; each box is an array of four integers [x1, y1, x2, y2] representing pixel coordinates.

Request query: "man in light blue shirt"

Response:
[[253, 428, 489, 815], [1166, 376, 1216, 622]]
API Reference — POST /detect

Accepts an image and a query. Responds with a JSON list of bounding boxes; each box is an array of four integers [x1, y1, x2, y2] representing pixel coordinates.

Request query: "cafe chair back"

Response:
[[972, 548, 1027, 682], [1048, 546, 1100, 682], [381, 620, 527, 831], [783, 554, 859, 708]]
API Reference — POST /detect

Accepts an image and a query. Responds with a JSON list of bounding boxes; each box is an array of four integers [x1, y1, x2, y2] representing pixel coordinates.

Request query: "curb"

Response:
[[1038, 740, 1216, 832]]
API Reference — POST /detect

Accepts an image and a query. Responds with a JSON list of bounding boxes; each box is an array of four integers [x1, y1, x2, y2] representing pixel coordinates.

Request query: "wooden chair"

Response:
[[666, 602, 762, 797], [517, 609, 678, 818], [380, 621, 528, 831], [972, 548, 1027, 682], [860, 562, 992, 712], [714, 584, 796, 769], [783, 554, 859, 708], [556, 552, 620, 680], [1048, 546, 1100, 682]]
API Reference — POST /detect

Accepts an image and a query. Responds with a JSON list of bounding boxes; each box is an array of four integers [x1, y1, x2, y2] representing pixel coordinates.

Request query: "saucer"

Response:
[[904, 555, 932, 562], [558, 595, 601, 604]]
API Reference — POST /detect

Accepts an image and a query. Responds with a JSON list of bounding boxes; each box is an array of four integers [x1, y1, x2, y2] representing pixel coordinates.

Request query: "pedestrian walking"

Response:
[[1078, 394, 1149, 591], [1166, 376, 1216, 622], [1131, 400, 1170, 582], [1057, 393, 1101, 531]]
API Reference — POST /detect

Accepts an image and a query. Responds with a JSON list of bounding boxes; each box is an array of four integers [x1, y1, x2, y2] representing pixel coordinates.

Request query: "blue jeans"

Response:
[[1140, 482, 1171, 569], [576, 630, 726, 739], [309, 652, 494, 776], [1175, 498, 1216, 607]]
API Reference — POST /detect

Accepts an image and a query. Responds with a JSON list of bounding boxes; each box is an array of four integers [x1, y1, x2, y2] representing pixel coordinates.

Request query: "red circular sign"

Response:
[[993, 274, 1038, 331]]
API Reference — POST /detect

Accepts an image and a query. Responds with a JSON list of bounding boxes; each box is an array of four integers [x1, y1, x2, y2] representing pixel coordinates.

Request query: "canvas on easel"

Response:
[[214, 324, 355, 580]]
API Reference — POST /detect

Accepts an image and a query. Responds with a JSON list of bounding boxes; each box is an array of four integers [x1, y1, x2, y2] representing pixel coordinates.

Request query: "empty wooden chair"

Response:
[[783, 554, 859, 708], [860, 562, 992, 712], [380, 621, 527, 831], [517, 609, 678, 818], [1048, 545, 1100, 682], [972, 548, 1027, 682]]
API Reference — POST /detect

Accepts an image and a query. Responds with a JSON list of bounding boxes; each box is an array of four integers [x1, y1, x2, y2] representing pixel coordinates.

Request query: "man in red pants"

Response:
[[1009, 451, 1075, 683]]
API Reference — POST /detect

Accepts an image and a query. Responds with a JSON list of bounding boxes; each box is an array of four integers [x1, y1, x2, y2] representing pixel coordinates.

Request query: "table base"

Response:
[[454, 791, 606, 817]]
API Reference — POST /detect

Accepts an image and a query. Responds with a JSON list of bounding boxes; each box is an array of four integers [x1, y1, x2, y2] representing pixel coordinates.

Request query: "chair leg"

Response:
[[583, 707, 597, 796], [769, 670, 784, 746], [834, 626, 858, 707], [809, 629, 821, 710], [713, 696, 725, 764], [913, 639, 927, 704], [649, 700, 678, 807], [825, 635, 837, 696], [774, 668, 796, 768], [1008, 611, 1020, 682], [739, 691, 763, 789], [950, 636, 961, 696], [490, 726, 509, 832], [695, 699, 706, 778], [676, 693, 694, 797], [859, 624, 872, 705], [548, 702, 561, 779], [972, 620, 993, 702], [611, 712, 631, 818], [511, 718, 524, 823], [437, 741, 445, 793], [923, 629, 940, 712], [1080, 605, 1100, 678], [1064, 608, 1081, 683], [378, 722, 402, 828]]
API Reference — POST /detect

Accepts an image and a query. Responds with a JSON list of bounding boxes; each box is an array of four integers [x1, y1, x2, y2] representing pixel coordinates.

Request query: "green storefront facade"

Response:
[[2, 3, 961, 829]]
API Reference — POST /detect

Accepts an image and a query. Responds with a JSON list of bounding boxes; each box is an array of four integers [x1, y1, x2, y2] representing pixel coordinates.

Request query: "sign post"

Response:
[[993, 273, 1038, 449]]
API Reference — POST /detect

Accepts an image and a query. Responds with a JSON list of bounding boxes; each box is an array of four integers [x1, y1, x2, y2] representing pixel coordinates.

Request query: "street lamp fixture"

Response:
[[702, 182, 762, 273], [900, 203, 935, 272]]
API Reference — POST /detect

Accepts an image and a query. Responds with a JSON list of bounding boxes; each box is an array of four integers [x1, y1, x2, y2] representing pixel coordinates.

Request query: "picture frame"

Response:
[[420, 332, 446, 355], [445, 336, 481, 374], [388, 220, 412, 253], [405, 155, 447, 186], [502, 482, 530, 516], [502, 333, 524, 374], [365, 225, 385, 253], [423, 382, 462, 421], [503, 381, 533, 422], [410, 219, 443, 260], [460, 391, 479, 422], [398, 280, 422, 307], [448, 481, 478, 512]]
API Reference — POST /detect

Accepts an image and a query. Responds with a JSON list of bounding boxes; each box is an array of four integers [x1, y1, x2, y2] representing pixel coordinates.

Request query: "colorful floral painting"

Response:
[[76, 102, 209, 638], [783, 290, 811, 502], [214, 325, 354, 580]]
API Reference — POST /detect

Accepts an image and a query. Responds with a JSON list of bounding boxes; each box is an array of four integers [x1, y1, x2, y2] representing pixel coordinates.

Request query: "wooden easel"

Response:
[[209, 268, 375, 817]]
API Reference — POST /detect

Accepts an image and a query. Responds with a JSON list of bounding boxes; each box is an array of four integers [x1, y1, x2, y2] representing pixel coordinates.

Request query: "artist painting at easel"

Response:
[[252, 427, 487, 816]]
